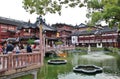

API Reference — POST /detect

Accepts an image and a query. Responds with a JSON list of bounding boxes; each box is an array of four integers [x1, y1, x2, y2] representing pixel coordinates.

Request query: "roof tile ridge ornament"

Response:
[[36, 15, 45, 26]]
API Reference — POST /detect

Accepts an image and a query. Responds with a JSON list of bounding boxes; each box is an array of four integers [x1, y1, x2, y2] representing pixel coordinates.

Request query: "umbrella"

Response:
[[34, 40, 40, 43]]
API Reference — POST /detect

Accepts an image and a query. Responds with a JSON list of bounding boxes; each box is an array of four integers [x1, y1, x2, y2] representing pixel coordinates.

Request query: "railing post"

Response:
[[31, 71, 38, 79], [8, 53, 13, 70]]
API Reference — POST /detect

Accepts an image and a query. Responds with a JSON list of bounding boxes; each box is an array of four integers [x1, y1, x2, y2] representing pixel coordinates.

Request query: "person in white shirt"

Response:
[[14, 44, 20, 54]]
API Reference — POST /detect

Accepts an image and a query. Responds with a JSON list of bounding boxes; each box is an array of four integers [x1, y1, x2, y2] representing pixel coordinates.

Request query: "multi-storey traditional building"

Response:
[[72, 24, 119, 48], [0, 17, 23, 43], [0, 16, 58, 46], [1, 16, 120, 48], [18, 16, 57, 47], [52, 23, 74, 46]]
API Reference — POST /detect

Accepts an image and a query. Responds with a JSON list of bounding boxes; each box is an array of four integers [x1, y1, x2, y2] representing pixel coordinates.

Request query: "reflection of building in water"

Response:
[[87, 45, 91, 54], [72, 53, 79, 65], [79, 53, 118, 73]]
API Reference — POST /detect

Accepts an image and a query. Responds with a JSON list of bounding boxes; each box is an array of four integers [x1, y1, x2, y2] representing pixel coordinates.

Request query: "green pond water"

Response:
[[16, 50, 120, 79]]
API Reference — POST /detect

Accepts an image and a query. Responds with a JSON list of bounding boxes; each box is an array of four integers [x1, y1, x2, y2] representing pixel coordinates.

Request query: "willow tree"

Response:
[[86, 0, 120, 28]]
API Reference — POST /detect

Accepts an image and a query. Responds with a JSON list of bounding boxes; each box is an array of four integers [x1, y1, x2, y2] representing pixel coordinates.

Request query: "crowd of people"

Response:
[[0, 41, 34, 55]]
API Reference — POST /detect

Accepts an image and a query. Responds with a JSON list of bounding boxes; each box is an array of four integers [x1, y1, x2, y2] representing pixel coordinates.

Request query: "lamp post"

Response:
[[37, 16, 44, 66]]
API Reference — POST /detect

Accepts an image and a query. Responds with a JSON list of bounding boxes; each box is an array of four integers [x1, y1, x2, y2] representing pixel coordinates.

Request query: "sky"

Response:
[[0, 0, 88, 25]]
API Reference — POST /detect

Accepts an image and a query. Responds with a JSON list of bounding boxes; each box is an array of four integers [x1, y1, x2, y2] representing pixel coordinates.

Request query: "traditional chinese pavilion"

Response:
[[17, 16, 58, 47], [72, 24, 120, 48], [0, 16, 23, 43], [0, 16, 58, 47], [0, 16, 120, 48], [52, 23, 74, 46]]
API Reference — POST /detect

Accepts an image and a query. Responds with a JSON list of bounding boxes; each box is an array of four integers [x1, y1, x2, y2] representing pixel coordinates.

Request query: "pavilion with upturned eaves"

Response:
[[72, 24, 120, 48], [0, 16, 120, 48], [17, 17, 58, 47], [0, 16, 60, 47]]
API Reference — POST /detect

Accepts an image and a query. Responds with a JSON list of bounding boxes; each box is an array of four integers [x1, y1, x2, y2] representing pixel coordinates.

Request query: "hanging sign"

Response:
[[71, 36, 78, 44]]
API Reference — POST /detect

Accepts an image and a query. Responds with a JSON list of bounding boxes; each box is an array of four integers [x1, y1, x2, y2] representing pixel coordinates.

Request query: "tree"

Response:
[[86, 0, 120, 28], [27, 39, 34, 44], [22, 0, 120, 28], [22, 0, 83, 15]]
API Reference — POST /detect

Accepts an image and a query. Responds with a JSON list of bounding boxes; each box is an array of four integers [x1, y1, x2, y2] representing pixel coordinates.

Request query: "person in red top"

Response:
[[33, 44, 37, 49]]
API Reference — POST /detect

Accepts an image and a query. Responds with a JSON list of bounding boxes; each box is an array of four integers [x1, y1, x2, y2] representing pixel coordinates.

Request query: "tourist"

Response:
[[14, 44, 20, 54], [6, 42, 14, 54], [26, 44, 32, 53], [19, 44, 24, 49], [33, 43, 37, 49]]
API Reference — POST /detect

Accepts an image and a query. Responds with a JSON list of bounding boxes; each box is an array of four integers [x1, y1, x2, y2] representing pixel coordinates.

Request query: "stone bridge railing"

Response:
[[0, 53, 41, 78], [45, 45, 75, 51], [0, 46, 75, 79]]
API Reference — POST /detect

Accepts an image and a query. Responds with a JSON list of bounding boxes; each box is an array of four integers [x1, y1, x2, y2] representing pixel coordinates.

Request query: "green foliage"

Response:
[[91, 12, 102, 25], [87, 0, 103, 9], [55, 41, 63, 45], [27, 39, 34, 44], [22, 0, 120, 28], [22, 0, 82, 15], [86, 0, 120, 28]]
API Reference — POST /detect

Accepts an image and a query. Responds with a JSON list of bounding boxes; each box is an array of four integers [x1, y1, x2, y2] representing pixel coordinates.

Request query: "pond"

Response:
[[37, 50, 120, 79], [15, 50, 120, 79]]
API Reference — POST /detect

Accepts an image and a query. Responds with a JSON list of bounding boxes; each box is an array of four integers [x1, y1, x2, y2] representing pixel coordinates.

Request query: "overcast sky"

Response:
[[0, 0, 88, 25]]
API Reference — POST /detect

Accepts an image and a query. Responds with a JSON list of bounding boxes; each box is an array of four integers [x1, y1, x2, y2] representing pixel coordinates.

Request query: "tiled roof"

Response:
[[0, 16, 24, 26], [77, 23, 87, 28], [18, 16, 56, 32], [72, 26, 118, 36], [34, 16, 56, 31], [100, 26, 117, 33], [0, 16, 56, 32], [52, 23, 74, 28], [17, 22, 36, 30]]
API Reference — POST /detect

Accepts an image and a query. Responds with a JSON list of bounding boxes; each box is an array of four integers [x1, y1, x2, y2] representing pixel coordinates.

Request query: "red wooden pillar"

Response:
[[106, 34, 108, 47], [94, 35, 96, 47], [100, 34, 102, 47], [0, 24, 1, 42], [112, 33, 114, 47], [89, 35, 90, 45]]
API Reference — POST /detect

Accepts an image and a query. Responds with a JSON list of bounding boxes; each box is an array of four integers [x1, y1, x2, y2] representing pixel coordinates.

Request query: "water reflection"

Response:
[[71, 53, 79, 65], [79, 53, 118, 73], [39, 51, 120, 79], [58, 73, 120, 79]]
